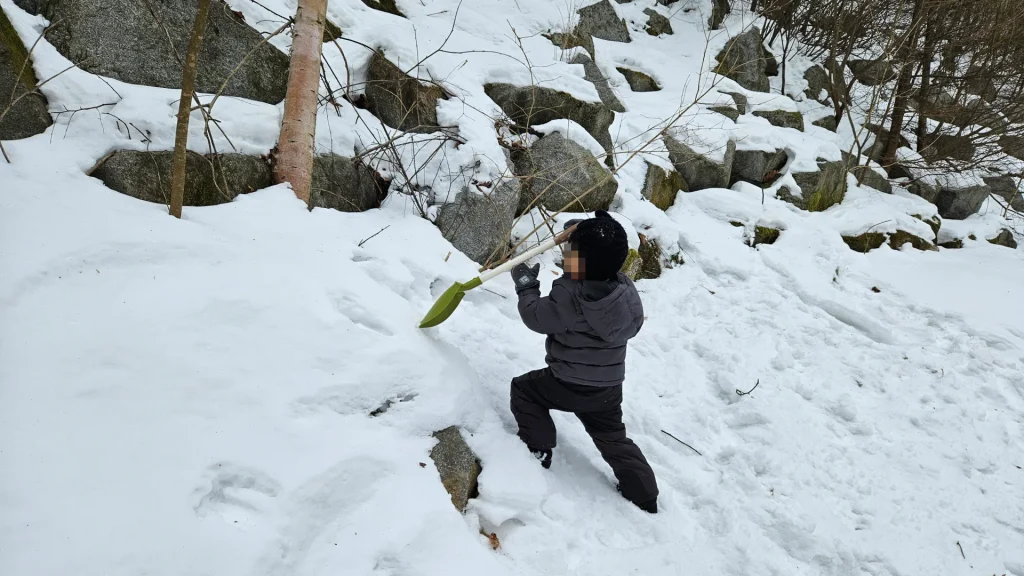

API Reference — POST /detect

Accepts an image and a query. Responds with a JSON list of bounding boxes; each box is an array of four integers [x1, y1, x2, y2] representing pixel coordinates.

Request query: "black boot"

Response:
[[617, 484, 657, 513], [531, 449, 552, 469]]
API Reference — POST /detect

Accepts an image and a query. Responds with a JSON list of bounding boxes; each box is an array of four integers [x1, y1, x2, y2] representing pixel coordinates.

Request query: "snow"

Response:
[[3, 1, 1024, 576]]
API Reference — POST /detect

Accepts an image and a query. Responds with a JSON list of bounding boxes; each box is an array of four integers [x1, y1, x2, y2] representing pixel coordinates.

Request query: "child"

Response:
[[509, 210, 659, 513]]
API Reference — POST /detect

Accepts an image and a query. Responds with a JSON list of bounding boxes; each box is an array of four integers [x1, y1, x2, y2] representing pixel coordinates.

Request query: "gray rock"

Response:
[[812, 115, 838, 132], [915, 91, 965, 126], [843, 229, 935, 253], [637, 234, 662, 279], [762, 45, 779, 77], [907, 180, 940, 204], [780, 158, 847, 211], [641, 161, 686, 210], [0, 10, 52, 139], [846, 59, 895, 86], [643, 8, 673, 36], [620, 248, 642, 280], [988, 229, 1018, 249], [999, 135, 1024, 161], [616, 67, 660, 92], [934, 183, 990, 220], [90, 150, 271, 206], [848, 162, 892, 194], [983, 175, 1023, 211], [485, 83, 615, 156], [429, 427, 481, 513], [708, 0, 730, 30], [435, 162, 520, 265], [962, 98, 1007, 132], [965, 64, 998, 103], [511, 131, 617, 213], [577, 0, 631, 44], [753, 225, 780, 246], [714, 28, 769, 92], [365, 51, 448, 134], [571, 53, 625, 113], [543, 31, 593, 57], [918, 132, 975, 163], [32, 0, 289, 104], [709, 106, 739, 122], [664, 136, 735, 191], [723, 91, 748, 114], [803, 65, 830, 102], [752, 109, 804, 131], [731, 148, 787, 186], [362, 0, 404, 17], [310, 154, 390, 212]]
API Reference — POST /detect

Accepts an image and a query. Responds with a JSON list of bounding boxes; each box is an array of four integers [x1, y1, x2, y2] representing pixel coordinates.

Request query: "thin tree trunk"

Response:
[[169, 0, 211, 219], [273, 0, 328, 206], [916, 16, 935, 148], [881, 0, 927, 169]]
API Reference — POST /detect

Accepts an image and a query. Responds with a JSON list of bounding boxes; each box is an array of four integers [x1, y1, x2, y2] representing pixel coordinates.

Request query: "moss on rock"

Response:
[[888, 230, 936, 251], [753, 226, 781, 246], [620, 248, 643, 280], [641, 162, 686, 211], [637, 235, 662, 280], [752, 109, 804, 131], [842, 232, 887, 253]]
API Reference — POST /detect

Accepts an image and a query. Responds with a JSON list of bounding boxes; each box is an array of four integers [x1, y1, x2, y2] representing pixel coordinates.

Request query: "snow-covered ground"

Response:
[[2, 1, 1024, 575]]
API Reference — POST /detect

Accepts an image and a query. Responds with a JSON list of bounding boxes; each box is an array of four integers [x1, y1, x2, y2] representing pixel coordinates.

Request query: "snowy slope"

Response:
[[3, 1, 1024, 576]]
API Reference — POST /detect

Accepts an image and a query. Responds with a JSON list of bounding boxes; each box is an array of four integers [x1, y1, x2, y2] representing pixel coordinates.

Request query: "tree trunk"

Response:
[[169, 0, 211, 219], [273, 0, 328, 206], [916, 15, 935, 149], [880, 0, 927, 169]]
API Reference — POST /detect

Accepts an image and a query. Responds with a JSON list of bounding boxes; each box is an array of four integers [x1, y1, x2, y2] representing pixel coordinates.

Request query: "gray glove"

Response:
[[512, 263, 541, 294], [563, 218, 584, 231]]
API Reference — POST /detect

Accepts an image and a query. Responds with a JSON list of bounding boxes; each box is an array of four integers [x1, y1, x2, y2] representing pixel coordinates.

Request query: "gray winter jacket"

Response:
[[517, 273, 644, 387]]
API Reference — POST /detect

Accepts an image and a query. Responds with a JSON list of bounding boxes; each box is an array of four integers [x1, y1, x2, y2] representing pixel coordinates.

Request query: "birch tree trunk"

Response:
[[273, 0, 328, 206], [169, 0, 211, 219]]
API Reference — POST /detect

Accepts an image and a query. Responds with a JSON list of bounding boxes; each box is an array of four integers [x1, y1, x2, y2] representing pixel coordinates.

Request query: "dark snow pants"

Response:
[[510, 368, 659, 504]]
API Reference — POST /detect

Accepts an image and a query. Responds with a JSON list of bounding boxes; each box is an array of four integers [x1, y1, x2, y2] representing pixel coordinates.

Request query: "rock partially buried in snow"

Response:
[[918, 133, 975, 163], [641, 161, 687, 210], [983, 175, 1024, 211], [577, 0, 632, 45], [511, 132, 618, 213], [365, 52, 448, 134], [25, 0, 289, 104], [934, 183, 991, 220], [617, 67, 660, 92], [988, 229, 1018, 249], [846, 58, 895, 86], [731, 148, 787, 187], [310, 155, 390, 213], [571, 53, 625, 113], [999, 135, 1024, 161], [812, 116, 838, 132], [637, 235, 662, 280], [643, 8, 673, 36], [435, 167, 520, 265], [485, 83, 615, 155], [708, 0, 731, 30], [664, 136, 735, 191], [841, 152, 892, 194], [753, 109, 804, 131], [713, 27, 769, 92], [842, 230, 936, 253], [362, 0, 405, 17], [429, 427, 481, 513], [90, 150, 271, 207], [0, 10, 52, 139], [753, 225, 780, 247], [779, 159, 847, 212], [620, 248, 643, 280], [803, 65, 831, 102]]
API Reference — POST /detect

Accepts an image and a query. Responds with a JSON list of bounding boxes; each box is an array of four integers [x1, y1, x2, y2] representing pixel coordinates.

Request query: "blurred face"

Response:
[[562, 242, 586, 280]]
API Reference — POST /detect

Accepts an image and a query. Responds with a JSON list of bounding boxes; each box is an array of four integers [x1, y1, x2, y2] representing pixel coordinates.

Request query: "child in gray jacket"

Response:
[[510, 211, 659, 513]]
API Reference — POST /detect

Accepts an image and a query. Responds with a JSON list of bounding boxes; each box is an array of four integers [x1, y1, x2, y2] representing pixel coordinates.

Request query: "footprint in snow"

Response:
[[192, 462, 281, 530]]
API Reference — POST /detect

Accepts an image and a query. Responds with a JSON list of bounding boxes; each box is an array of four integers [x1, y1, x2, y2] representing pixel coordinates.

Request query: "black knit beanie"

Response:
[[569, 210, 629, 281]]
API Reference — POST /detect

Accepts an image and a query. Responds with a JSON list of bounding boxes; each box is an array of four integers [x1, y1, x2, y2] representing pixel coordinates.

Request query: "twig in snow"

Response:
[[483, 288, 506, 299], [661, 430, 702, 456], [736, 379, 760, 396], [956, 541, 965, 559], [357, 225, 391, 247]]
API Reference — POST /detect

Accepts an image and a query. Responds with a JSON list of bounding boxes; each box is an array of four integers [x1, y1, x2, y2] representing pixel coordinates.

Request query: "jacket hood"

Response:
[[578, 276, 638, 342]]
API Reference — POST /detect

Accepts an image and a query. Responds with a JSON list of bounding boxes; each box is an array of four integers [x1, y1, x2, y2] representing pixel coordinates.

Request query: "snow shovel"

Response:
[[419, 225, 577, 328]]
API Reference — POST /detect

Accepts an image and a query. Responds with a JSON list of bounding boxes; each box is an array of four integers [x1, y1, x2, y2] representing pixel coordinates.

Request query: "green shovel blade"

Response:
[[418, 276, 483, 328]]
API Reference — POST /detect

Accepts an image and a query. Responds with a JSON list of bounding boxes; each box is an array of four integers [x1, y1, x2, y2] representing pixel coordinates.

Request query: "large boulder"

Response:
[[310, 154, 390, 212], [846, 59, 895, 86], [918, 132, 975, 163], [435, 165, 520, 265], [779, 158, 847, 212], [616, 67, 660, 92], [511, 132, 617, 213], [752, 109, 804, 131], [429, 427, 481, 513], [26, 0, 289, 104], [713, 28, 769, 92], [983, 175, 1023, 211], [576, 0, 631, 44], [708, 0, 731, 30], [90, 150, 271, 206], [934, 183, 990, 220], [485, 83, 615, 156], [0, 9, 52, 139], [731, 148, 787, 187], [365, 52, 448, 134], [803, 65, 831, 102], [664, 136, 735, 191], [641, 161, 686, 210], [644, 8, 673, 36], [571, 53, 625, 113]]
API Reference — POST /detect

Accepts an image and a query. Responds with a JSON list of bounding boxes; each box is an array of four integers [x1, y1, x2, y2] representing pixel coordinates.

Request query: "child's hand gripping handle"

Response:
[[478, 225, 577, 284]]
